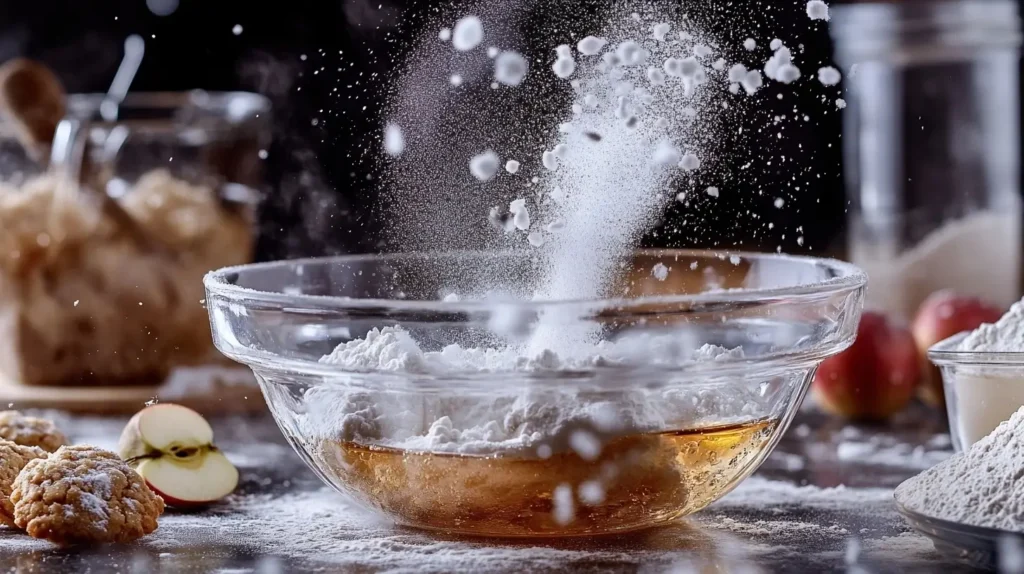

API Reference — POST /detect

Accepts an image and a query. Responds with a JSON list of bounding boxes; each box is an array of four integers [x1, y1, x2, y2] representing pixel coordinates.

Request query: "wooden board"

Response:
[[0, 365, 266, 415]]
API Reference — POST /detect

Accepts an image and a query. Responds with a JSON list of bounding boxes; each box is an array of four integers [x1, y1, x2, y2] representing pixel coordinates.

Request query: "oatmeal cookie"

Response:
[[11, 445, 165, 545], [0, 411, 67, 453], [0, 439, 45, 526]]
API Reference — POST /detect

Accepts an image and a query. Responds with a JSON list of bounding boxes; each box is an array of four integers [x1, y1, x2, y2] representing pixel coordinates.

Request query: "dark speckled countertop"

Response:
[[0, 407, 975, 573]]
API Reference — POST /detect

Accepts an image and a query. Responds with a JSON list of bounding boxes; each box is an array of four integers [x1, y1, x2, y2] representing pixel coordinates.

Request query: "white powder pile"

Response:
[[313, 326, 757, 455], [959, 297, 1024, 352], [896, 406, 1024, 530]]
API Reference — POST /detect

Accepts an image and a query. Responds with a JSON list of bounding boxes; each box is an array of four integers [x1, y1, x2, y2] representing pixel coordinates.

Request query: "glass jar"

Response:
[[0, 91, 271, 387], [831, 0, 1022, 320]]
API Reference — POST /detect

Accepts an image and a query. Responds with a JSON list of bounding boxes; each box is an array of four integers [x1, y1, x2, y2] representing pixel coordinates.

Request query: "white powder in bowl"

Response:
[[946, 297, 1024, 447], [959, 297, 1024, 353], [309, 326, 762, 456], [896, 406, 1024, 531]]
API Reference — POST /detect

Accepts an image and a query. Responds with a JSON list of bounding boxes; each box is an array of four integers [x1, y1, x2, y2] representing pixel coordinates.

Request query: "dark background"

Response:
[[0, 0, 853, 260]]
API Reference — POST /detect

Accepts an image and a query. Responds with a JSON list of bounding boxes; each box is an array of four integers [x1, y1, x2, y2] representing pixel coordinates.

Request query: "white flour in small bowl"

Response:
[[946, 297, 1024, 447], [896, 406, 1024, 530]]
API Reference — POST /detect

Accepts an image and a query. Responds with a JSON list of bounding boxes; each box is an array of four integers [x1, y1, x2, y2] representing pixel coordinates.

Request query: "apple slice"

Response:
[[118, 403, 238, 507]]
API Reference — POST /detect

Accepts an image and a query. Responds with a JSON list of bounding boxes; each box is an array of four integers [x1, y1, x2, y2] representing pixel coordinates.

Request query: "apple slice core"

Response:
[[138, 450, 239, 504]]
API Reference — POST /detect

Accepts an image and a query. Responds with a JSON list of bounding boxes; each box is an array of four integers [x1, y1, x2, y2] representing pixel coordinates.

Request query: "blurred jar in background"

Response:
[[0, 91, 270, 386], [832, 0, 1022, 320]]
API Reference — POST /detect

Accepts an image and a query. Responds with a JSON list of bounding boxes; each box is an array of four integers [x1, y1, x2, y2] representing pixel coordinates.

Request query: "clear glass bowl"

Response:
[[205, 250, 866, 537], [930, 333, 1024, 452]]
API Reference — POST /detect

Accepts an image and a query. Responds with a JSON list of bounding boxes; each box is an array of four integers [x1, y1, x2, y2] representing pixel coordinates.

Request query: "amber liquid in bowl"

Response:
[[315, 418, 777, 537]]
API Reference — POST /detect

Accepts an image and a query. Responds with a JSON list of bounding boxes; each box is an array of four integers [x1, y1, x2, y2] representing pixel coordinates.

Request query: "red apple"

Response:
[[118, 403, 238, 507], [813, 312, 921, 420], [911, 291, 1003, 407]]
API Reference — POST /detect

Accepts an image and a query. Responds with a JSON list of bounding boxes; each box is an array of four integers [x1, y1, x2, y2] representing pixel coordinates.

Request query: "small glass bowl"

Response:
[[205, 250, 866, 537], [929, 333, 1024, 452]]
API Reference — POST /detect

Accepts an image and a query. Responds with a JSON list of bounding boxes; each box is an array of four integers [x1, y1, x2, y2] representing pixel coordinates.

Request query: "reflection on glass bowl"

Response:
[[205, 250, 866, 537]]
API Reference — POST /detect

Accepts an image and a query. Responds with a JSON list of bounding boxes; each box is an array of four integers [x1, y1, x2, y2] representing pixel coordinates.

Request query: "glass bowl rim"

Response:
[[203, 248, 867, 312], [929, 332, 1024, 366]]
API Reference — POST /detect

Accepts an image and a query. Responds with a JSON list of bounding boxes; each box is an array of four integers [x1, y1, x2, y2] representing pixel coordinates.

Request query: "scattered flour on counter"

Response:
[[959, 297, 1024, 352], [148, 488, 765, 571], [714, 476, 893, 510], [834, 436, 950, 470], [896, 406, 1024, 530]]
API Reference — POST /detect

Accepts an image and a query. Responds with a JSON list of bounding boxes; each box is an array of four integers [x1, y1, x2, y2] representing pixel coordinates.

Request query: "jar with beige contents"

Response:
[[0, 89, 270, 388]]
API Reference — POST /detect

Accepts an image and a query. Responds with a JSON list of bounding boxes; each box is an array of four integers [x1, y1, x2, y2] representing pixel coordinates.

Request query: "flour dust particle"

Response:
[[452, 16, 483, 51], [807, 0, 830, 21]]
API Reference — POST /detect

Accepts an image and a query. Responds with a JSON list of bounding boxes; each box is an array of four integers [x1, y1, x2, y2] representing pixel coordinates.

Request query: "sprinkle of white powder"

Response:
[[577, 36, 607, 56], [527, 231, 545, 247], [744, 38, 756, 51], [542, 150, 559, 171], [504, 160, 520, 174], [647, 67, 666, 86], [741, 71, 763, 95], [449, 74, 463, 87], [578, 481, 606, 505], [385, 121, 403, 155], [568, 430, 602, 461], [487, 46, 499, 58], [807, 0, 830, 21], [652, 263, 669, 281], [706, 186, 719, 198], [452, 16, 483, 51], [727, 64, 747, 83], [652, 142, 681, 167], [652, 23, 671, 41], [469, 150, 500, 181], [774, 197, 785, 208], [775, 64, 801, 84], [615, 41, 644, 66], [438, 27, 451, 41], [836, 98, 847, 109], [552, 55, 576, 79], [509, 199, 531, 230], [679, 153, 700, 171], [494, 51, 529, 86], [552, 484, 575, 525], [818, 66, 841, 86]]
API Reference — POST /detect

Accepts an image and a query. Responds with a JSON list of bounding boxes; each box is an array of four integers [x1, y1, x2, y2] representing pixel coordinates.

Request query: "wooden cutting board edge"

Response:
[[0, 368, 267, 415]]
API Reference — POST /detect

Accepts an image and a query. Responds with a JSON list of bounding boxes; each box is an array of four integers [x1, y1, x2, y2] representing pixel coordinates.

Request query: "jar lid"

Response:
[[831, 1, 1021, 65]]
